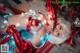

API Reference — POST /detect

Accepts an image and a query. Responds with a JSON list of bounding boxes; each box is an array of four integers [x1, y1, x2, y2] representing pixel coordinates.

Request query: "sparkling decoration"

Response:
[[16, 23, 20, 27], [74, 17, 80, 27], [3, 20, 8, 24], [20, 12, 25, 17], [1, 25, 6, 28]]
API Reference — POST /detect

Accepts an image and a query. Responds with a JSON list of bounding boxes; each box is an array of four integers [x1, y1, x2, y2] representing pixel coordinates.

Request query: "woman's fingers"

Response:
[[6, 25, 16, 34]]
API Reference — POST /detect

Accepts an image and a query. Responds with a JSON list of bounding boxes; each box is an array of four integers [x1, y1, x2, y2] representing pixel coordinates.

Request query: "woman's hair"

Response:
[[57, 17, 71, 36]]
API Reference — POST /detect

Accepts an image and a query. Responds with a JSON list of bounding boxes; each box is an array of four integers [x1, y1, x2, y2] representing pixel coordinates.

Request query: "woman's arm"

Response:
[[31, 25, 47, 48]]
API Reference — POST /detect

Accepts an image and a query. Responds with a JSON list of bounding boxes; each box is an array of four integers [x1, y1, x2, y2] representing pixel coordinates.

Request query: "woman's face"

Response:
[[53, 24, 63, 36], [47, 20, 66, 36]]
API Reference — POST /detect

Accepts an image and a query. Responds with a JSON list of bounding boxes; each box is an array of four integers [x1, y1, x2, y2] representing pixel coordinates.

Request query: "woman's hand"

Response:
[[6, 25, 16, 34], [38, 25, 47, 36], [32, 25, 47, 47]]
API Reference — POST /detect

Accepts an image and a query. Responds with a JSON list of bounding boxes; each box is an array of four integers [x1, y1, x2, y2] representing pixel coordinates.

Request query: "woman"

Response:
[[6, 15, 71, 53]]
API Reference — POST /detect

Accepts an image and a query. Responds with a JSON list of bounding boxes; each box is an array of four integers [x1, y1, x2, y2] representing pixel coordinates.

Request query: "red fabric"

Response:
[[6, 25, 55, 53], [15, 41, 54, 53], [15, 40, 35, 53], [0, 37, 11, 44], [35, 41, 54, 53]]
